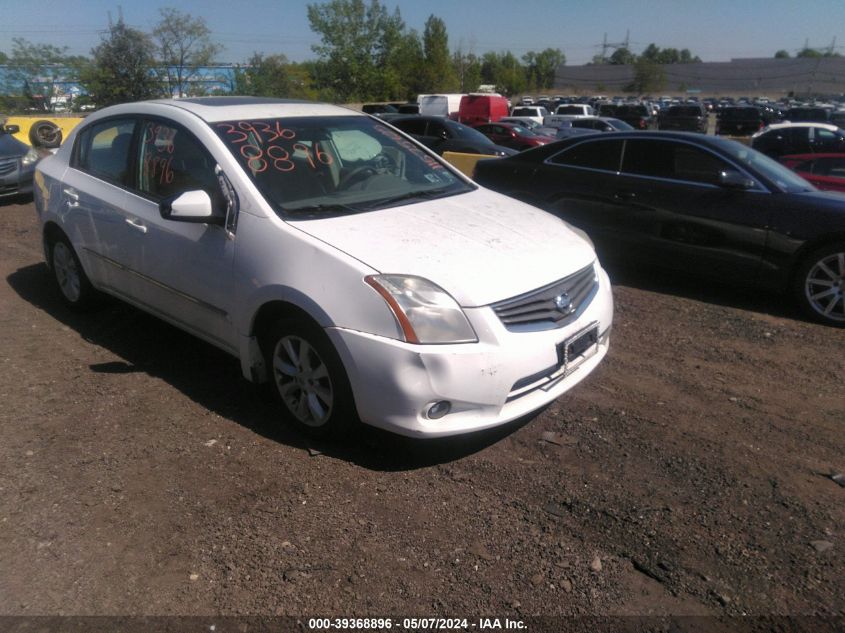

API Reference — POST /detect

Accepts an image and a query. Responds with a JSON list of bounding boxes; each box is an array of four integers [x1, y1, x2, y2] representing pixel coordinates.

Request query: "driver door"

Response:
[[120, 118, 238, 353]]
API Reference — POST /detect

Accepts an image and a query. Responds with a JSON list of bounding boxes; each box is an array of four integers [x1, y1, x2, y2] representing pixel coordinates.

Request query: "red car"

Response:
[[472, 122, 555, 151], [779, 153, 845, 193]]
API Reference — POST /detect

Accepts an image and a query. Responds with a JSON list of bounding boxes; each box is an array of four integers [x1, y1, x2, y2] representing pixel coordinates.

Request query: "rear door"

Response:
[[63, 117, 137, 290]]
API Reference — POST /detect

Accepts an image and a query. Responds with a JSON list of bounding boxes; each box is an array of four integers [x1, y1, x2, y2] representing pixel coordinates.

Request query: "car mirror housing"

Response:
[[159, 190, 223, 225], [718, 170, 756, 190]]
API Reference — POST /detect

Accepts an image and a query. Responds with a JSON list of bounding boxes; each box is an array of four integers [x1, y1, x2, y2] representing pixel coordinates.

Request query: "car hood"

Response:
[[0, 133, 29, 157], [291, 188, 597, 307]]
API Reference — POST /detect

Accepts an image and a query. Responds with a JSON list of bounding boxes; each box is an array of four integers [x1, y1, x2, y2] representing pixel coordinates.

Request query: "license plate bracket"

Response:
[[557, 324, 599, 369]]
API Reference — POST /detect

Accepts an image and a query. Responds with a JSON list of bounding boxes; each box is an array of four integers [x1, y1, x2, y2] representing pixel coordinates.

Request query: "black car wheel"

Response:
[[794, 242, 845, 327], [262, 319, 357, 438]]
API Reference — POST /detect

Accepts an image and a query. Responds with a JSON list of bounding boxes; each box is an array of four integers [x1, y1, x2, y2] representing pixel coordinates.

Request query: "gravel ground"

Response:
[[0, 197, 842, 626]]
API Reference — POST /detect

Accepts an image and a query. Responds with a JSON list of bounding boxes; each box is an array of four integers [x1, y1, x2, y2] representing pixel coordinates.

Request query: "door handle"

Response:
[[613, 191, 637, 201], [63, 188, 80, 208], [125, 218, 148, 234]]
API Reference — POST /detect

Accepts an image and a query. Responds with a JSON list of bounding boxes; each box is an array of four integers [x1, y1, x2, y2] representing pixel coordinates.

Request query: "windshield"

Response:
[[214, 116, 472, 218], [718, 139, 815, 193], [450, 122, 496, 144], [606, 118, 634, 130]]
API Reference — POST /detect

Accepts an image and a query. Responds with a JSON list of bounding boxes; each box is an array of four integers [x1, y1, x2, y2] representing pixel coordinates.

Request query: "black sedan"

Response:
[[1, 123, 40, 199], [388, 116, 516, 157], [473, 131, 845, 326]]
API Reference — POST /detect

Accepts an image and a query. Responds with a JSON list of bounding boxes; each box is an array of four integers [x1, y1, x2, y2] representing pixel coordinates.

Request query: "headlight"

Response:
[[21, 147, 40, 166], [365, 275, 477, 344]]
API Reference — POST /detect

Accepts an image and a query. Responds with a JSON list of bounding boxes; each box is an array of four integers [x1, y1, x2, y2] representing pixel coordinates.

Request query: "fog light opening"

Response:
[[426, 401, 452, 420]]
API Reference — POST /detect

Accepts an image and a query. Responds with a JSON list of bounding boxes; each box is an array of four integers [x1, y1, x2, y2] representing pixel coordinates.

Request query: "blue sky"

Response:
[[2, 0, 844, 66]]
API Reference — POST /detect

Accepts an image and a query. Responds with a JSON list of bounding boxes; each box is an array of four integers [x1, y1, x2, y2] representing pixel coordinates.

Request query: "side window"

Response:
[[397, 119, 427, 136], [550, 139, 623, 172], [74, 118, 136, 184], [137, 119, 218, 202], [428, 122, 449, 139], [622, 140, 728, 185]]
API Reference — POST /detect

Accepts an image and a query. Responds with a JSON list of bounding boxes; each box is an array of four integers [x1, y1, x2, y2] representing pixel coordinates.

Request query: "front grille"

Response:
[[0, 158, 17, 176], [491, 263, 598, 331]]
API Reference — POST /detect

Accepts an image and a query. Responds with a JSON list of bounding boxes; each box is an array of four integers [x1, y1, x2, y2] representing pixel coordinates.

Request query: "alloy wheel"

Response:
[[272, 335, 334, 427], [804, 251, 845, 323], [52, 241, 82, 304]]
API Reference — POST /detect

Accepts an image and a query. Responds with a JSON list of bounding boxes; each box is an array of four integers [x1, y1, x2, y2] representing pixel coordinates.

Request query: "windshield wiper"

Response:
[[358, 187, 458, 210], [283, 202, 363, 218]]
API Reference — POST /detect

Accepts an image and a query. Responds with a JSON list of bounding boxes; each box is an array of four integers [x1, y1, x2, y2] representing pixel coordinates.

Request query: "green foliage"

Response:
[[523, 48, 565, 89], [421, 15, 458, 92], [774, 50, 791, 59], [627, 57, 665, 94], [640, 43, 700, 64], [152, 8, 222, 97], [80, 19, 161, 107], [797, 47, 840, 58], [307, 0, 396, 101], [607, 47, 635, 66], [233, 53, 293, 97], [453, 49, 482, 93], [480, 51, 526, 95], [4, 38, 87, 111]]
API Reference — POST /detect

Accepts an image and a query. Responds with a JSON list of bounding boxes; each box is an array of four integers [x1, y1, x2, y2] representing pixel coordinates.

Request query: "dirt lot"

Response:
[[0, 197, 843, 624]]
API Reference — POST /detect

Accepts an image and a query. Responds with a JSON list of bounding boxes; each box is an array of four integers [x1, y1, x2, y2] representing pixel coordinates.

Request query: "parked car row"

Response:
[[14, 96, 845, 451]]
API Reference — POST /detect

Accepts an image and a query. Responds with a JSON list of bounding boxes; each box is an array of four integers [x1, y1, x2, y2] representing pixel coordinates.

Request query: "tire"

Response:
[[29, 120, 62, 149], [48, 234, 100, 310], [792, 242, 845, 327], [261, 319, 357, 438]]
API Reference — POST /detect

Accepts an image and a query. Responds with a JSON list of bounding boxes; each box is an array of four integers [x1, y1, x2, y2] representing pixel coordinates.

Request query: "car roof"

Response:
[[91, 97, 361, 124], [780, 153, 845, 160], [763, 121, 840, 131]]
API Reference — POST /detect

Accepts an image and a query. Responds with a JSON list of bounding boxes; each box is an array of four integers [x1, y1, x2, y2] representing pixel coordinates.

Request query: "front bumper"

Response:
[[0, 159, 35, 198], [328, 266, 614, 437]]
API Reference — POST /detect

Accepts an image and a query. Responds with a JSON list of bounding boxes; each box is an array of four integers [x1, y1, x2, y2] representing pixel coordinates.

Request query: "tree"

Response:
[[628, 57, 665, 94], [524, 48, 564, 88], [152, 8, 221, 98], [308, 0, 397, 102], [4, 38, 87, 111], [608, 47, 635, 65], [80, 19, 160, 107], [233, 53, 294, 97], [639, 43, 700, 64], [421, 15, 458, 92], [453, 48, 482, 93], [774, 50, 791, 59]]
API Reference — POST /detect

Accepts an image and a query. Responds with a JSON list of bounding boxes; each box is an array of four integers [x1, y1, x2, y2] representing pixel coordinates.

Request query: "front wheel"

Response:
[[793, 242, 845, 327], [262, 320, 357, 438]]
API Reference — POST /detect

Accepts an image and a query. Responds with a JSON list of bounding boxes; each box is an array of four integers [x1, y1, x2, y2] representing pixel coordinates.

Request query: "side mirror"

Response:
[[718, 170, 756, 190], [4, 124, 20, 134], [159, 190, 223, 224]]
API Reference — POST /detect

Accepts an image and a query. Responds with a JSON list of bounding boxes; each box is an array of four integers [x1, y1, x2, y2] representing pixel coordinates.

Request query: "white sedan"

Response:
[[34, 97, 613, 438]]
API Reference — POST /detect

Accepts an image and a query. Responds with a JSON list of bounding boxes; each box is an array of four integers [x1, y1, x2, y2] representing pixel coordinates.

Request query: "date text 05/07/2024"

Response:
[[307, 618, 527, 630]]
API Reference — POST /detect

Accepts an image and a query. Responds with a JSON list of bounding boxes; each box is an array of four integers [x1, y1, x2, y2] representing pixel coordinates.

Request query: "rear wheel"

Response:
[[49, 234, 100, 310], [262, 319, 357, 438], [793, 242, 845, 327]]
